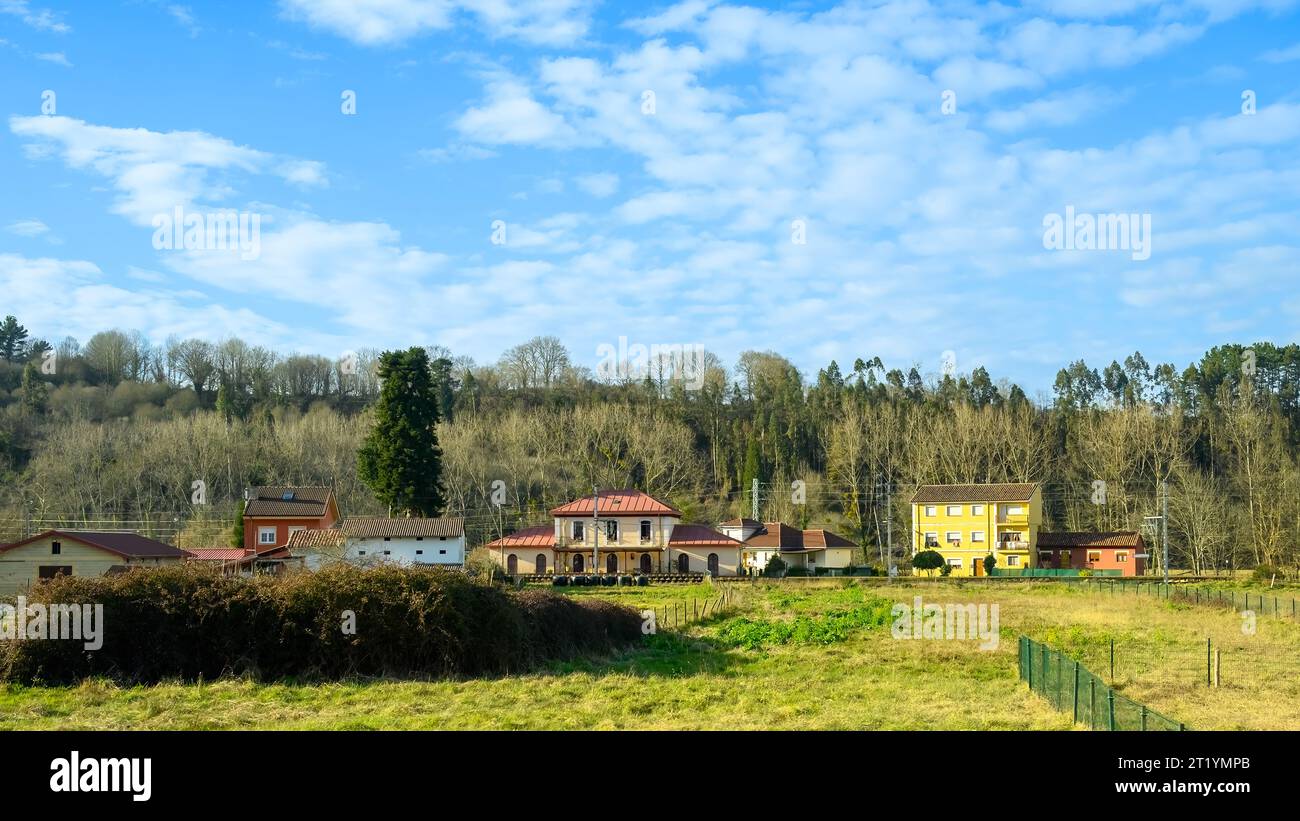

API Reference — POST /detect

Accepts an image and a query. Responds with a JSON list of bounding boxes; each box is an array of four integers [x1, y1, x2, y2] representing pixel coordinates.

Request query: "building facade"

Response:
[[288, 517, 466, 569], [0, 530, 189, 595], [486, 490, 743, 575], [910, 483, 1042, 576], [1037, 531, 1146, 576], [242, 486, 339, 552], [720, 519, 857, 575]]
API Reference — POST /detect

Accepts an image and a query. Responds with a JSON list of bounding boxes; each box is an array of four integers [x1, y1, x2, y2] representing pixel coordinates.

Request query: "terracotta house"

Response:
[[1037, 531, 1146, 576], [242, 486, 339, 553]]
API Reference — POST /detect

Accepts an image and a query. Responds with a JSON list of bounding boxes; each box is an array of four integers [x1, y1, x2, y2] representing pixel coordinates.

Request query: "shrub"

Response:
[[912, 550, 945, 576], [785, 566, 809, 577], [1253, 564, 1285, 583], [762, 555, 787, 577], [0, 564, 641, 685], [636, 576, 649, 587]]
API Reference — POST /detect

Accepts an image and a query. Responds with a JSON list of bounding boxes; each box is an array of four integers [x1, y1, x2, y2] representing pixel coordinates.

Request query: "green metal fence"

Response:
[[995, 568, 1123, 577], [1073, 579, 1300, 621], [1018, 635, 1186, 731]]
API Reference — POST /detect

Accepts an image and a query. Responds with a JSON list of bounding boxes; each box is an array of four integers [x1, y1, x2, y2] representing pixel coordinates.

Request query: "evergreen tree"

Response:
[[0, 315, 29, 362], [358, 347, 446, 517]]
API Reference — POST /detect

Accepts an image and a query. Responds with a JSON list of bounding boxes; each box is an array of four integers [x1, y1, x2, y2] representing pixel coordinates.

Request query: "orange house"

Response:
[[1036, 531, 1146, 576], [242, 486, 339, 553]]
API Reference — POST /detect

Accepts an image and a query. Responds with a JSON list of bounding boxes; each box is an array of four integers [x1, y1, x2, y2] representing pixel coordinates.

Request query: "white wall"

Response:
[[348, 535, 465, 566]]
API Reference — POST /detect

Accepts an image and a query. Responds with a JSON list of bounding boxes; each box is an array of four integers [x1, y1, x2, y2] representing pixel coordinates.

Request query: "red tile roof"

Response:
[[186, 548, 252, 561], [667, 524, 741, 546], [1037, 531, 1143, 549], [484, 525, 556, 549], [743, 522, 857, 552], [244, 486, 335, 518], [0, 530, 188, 559], [550, 490, 680, 518], [910, 483, 1039, 504]]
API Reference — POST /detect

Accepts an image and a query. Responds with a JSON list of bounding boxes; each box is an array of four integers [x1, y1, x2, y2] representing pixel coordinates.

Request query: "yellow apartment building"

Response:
[[909, 483, 1042, 576]]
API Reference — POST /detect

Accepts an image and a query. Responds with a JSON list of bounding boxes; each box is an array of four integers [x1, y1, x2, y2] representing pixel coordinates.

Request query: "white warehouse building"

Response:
[[288, 516, 466, 570]]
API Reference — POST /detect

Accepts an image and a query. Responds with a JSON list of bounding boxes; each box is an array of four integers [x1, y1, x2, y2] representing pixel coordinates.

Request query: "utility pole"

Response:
[[886, 480, 893, 576], [592, 485, 600, 574], [1161, 479, 1169, 585], [751, 478, 759, 521]]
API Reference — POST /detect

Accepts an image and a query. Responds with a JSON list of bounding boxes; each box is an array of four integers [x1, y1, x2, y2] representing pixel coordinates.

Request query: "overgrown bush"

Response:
[[0, 564, 641, 685], [1253, 564, 1286, 583]]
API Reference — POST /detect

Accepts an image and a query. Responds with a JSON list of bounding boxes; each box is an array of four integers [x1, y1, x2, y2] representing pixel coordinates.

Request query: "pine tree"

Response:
[[358, 347, 446, 517], [0, 315, 29, 362]]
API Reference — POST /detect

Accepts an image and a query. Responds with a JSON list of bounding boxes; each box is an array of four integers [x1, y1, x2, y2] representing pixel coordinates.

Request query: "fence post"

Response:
[[1141, 704, 1148, 731], [1107, 688, 1115, 731], [1206, 637, 1212, 686], [1109, 638, 1115, 684], [1072, 661, 1080, 723], [1089, 677, 1096, 730]]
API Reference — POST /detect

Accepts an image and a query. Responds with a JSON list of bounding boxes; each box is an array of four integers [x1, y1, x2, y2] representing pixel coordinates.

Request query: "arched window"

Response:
[[606, 553, 618, 574], [572, 553, 584, 572], [535, 553, 547, 574], [506, 554, 518, 575], [678, 554, 690, 573], [640, 553, 653, 574], [707, 553, 720, 576]]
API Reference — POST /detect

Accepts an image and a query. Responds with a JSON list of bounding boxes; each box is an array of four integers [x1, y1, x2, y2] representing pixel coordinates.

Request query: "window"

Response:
[[946, 505, 962, 516], [38, 565, 73, 580], [924, 532, 938, 547], [1006, 555, 1020, 566], [536, 554, 547, 574], [946, 558, 962, 568], [972, 531, 985, 543], [924, 505, 937, 517], [972, 504, 984, 515], [605, 520, 618, 541], [1087, 551, 1101, 563], [945, 531, 961, 545], [383, 537, 391, 542], [572, 521, 584, 540], [51, 541, 61, 555], [416, 550, 423, 556], [258, 527, 277, 545], [416, 537, 424, 542], [707, 553, 719, 575], [1039, 552, 1051, 563], [678, 554, 690, 573], [1116, 552, 1128, 562], [383, 550, 391, 556], [358, 550, 366, 556], [1007, 505, 1024, 515], [640, 520, 652, 542], [439, 550, 446, 555]]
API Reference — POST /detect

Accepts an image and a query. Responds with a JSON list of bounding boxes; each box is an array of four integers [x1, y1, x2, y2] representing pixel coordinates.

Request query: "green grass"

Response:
[[3, 578, 1296, 730]]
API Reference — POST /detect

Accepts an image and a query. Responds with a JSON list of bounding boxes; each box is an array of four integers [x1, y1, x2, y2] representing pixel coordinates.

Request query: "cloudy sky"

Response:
[[2, 0, 1299, 393]]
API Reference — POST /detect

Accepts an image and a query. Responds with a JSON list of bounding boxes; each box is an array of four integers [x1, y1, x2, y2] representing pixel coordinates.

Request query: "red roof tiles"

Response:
[[550, 490, 680, 518]]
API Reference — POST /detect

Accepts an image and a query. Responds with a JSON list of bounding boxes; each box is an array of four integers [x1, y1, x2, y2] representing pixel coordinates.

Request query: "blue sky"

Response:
[[2, 0, 1299, 395]]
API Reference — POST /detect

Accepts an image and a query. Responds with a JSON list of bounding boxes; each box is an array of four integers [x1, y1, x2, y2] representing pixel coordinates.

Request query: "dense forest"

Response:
[[1, 313, 1298, 574]]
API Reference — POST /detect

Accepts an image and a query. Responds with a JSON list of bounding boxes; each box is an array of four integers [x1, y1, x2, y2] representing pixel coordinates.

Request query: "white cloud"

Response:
[[35, 51, 71, 67], [0, 0, 69, 33], [575, 172, 618, 197], [5, 219, 50, 237], [278, 0, 592, 46], [9, 115, 327, 225]]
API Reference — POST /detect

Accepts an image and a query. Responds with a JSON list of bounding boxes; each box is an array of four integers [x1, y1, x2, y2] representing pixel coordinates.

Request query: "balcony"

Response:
[[997, 540, 1029, 551]]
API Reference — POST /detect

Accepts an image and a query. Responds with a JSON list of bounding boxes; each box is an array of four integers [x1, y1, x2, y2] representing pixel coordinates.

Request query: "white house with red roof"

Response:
[[719, 520, 858, 575], [485, 490, 742, 576]]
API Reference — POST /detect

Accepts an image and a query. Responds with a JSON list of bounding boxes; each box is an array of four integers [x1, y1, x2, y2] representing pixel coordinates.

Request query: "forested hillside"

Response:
[[1, 314, 1297, 573]]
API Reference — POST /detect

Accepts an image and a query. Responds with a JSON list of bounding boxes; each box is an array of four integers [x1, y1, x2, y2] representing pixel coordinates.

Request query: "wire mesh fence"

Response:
[[1019, 635, 1186, 731], [1074, 578, 1300, 622]]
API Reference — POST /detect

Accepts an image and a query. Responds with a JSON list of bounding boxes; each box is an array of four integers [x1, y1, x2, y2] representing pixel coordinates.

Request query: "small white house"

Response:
[[288, 517, 466, 570]]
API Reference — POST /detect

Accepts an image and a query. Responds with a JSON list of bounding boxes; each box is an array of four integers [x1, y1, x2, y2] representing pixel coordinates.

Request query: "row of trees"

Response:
[[2, 311, 1300, 573]]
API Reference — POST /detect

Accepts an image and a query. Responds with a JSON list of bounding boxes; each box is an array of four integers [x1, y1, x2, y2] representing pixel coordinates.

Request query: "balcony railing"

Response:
[[998, 540, 1029, 550]]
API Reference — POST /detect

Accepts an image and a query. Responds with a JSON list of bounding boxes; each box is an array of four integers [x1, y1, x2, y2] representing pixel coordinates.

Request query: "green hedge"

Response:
[[0, 564, 642, 684]]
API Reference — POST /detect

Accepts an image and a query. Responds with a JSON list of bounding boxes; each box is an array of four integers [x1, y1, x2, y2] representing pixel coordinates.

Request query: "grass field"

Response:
[[2, 578, 1296, 730]]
